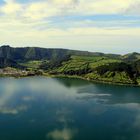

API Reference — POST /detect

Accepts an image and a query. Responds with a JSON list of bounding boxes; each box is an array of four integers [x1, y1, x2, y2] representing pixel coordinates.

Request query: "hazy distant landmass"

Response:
[[0, 45, 140, 86]]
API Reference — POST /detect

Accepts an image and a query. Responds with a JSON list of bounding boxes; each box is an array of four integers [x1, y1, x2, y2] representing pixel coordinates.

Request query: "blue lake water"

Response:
[[0, 77, 140, 140]]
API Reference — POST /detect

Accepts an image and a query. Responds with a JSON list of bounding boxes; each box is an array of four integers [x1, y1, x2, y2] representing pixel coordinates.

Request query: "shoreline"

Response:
[[0, 72, 139, 87], [51, 74, 140, 87]]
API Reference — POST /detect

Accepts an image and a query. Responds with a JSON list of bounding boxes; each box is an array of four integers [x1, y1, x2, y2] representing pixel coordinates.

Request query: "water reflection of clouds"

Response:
[[76, 84, 140, 106], [76, 93, 110, 105], [0, 105, 28, 115], [0, 78, 31, 115], [25, 77, 77, 99], [75, 85, 112, 104], [108, 102, 140, 136], [0, 78, 19, 106], [22, 96, 34, 102], [116, 103, 140, 139], [56, 108, 74, 124], [114, 103, 140, 110], [47, 107, 77, 140], [1, 77, 140, 139], [76, 83, 140, 131], [0, 77, 77, 116], [47, 127, 78, 140]]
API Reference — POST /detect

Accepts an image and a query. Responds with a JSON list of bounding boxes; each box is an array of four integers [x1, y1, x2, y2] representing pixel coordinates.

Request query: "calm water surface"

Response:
[[0, 77, 140, 140]]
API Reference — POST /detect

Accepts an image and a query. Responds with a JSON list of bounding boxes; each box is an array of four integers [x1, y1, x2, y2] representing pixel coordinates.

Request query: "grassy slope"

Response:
[[55, 55, 120, 72], [14, 54, 140, 85], [51, 55, 137, 85], [20, 60, 43, 69]]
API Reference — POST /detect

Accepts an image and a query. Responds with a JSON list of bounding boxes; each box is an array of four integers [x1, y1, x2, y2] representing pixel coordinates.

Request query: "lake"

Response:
[[0, 77, 140, 140]]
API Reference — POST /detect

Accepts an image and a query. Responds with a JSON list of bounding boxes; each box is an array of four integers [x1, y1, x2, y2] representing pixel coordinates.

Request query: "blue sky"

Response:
[[0, 0, 140, 54]]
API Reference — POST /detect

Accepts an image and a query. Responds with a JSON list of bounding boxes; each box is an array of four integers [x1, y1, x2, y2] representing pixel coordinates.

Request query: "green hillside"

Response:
[[49, 55, 137, 85], [0, 45, 140, 85]]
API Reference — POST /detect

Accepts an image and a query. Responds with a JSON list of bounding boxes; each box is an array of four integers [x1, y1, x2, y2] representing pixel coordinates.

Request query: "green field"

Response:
[[20, 60, 43, 69], [54, 55, 121, 73], [49, 55, 137, 85]]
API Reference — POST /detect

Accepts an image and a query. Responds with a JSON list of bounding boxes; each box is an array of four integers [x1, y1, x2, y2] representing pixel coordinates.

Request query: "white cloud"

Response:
[[0, 25, 140, 53], [0, 0, 140, 20], [124, 2, 140, 15], [51, 0, 78, 5], [1, 0, 22, 15], [0, 0, 140, 22], [0, 0, 140, 53], [23, 2, 59, 20]]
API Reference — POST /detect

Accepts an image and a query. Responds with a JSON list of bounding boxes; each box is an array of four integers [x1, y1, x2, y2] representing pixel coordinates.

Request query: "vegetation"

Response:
[[20, 60, 43, 69], [0, 45, 140, 86]]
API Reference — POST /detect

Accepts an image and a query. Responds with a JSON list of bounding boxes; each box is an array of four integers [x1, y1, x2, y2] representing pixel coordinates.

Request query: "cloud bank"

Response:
[[0, 0, 140, 53]]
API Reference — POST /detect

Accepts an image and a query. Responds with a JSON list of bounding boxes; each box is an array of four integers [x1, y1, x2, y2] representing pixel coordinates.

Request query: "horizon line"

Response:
[[0, 45, 140, 56]]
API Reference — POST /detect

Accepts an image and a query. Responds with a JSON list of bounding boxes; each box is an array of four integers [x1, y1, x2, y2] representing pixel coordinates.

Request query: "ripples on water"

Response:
[[0, 77, 140, 140]]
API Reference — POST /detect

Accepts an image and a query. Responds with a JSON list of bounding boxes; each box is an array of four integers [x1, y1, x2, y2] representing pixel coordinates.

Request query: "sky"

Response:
[[0, 0, 140, 54]]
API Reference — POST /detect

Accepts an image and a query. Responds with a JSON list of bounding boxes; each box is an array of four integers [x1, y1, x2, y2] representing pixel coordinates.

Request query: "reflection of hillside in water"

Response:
[[55, 77, 91, 88]]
